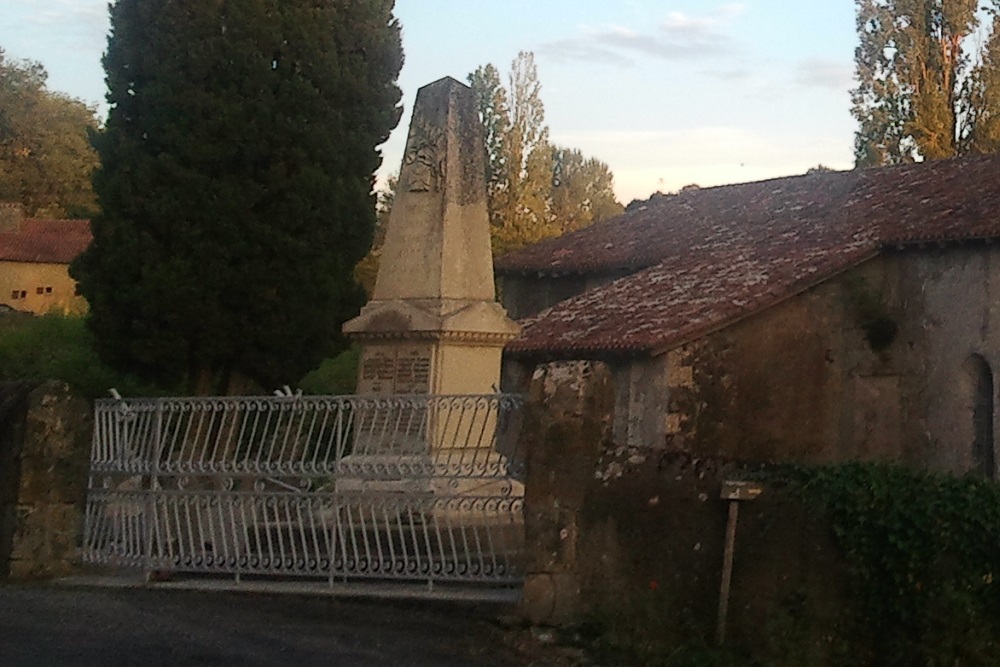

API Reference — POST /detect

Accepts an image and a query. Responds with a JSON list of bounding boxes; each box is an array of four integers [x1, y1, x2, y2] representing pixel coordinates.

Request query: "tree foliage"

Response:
[[852, 0, 1000, 166], [71, 0, 403, 394], [468, 51, 622, 254], [783, 463, 1000, 667], [358, 52, 622, 286], [0, 49, 99, 218], [354, 173, 395, 296], [549, 146, 624, 234]]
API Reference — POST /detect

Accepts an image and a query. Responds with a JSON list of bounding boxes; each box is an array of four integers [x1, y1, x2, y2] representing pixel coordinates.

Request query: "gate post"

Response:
[[520, 361, 613, 624], [143, 399, 162, 575]]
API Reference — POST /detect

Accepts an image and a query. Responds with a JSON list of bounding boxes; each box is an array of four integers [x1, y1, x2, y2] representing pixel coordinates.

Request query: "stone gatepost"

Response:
[[344, 76, 519, 397]]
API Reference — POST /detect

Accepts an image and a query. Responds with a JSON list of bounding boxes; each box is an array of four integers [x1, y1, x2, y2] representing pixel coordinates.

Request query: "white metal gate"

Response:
[[81, 394, 524, 585]]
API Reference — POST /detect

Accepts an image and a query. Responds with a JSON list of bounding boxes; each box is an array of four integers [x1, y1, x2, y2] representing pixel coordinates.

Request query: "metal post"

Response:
[[146, 400, 163, 576]]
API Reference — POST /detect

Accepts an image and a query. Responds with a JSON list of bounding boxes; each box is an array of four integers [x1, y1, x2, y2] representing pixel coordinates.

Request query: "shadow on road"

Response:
[[0, 583, 534, 666]]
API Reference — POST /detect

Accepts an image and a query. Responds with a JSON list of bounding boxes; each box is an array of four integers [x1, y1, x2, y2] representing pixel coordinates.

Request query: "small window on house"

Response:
[[10, 290, 19, 300], [19, 290, 26, 299], [45, 287, 52, 294], [36, 287, 44, 295]]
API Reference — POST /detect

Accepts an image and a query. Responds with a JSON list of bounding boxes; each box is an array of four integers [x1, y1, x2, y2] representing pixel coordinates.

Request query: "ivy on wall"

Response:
[[782, 463, 1000, 667]]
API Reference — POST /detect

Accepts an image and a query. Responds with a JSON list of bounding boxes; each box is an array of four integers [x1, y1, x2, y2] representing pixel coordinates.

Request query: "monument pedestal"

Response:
[[348, 298, 517, 396]]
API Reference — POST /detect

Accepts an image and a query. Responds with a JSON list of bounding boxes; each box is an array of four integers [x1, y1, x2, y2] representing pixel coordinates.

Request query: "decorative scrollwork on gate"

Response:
[[82, 393, 525, 585]]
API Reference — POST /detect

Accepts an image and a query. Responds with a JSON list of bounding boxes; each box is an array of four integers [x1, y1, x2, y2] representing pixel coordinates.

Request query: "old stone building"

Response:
[[0, 203, 90, 315], [498, 153, 1000, 477]]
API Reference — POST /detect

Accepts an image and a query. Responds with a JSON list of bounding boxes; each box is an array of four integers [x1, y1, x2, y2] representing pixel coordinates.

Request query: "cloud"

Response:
[[10, 0, 107, 45], [18, 0, 104, 24], [794, 57, 854, 91], [539, 35, 638, 68], [539, 5, 745, 66], [702, 67, 754, 82]]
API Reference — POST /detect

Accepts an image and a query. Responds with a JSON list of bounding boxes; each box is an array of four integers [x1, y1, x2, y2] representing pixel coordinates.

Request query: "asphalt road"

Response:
[[0, 584, 526, 666]]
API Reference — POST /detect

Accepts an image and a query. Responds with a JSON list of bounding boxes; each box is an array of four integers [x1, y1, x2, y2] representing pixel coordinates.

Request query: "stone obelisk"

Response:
[[343, 77, 519, 396]]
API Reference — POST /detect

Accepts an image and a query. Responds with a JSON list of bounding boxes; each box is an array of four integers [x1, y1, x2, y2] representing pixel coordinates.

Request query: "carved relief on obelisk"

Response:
[[402, 118, 445, 193]]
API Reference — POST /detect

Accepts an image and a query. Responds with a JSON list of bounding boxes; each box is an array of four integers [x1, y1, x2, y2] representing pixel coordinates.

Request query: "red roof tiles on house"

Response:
[[499, 154, 1000, 357], [0, 218, 92, 264]]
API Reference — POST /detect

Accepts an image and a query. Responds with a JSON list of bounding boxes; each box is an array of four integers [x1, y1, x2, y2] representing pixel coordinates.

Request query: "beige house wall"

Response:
[[0, 261, 86, 315]]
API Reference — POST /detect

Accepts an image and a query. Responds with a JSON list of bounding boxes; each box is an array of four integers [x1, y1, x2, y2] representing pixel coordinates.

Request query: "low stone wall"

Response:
[[1, 381, 91, 579], [520, 361, 849, 663]]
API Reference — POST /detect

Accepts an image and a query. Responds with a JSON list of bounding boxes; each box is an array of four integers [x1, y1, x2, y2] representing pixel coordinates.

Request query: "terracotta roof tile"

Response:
[[0, 218, 92, 264], [502, 154, 1000, 357]]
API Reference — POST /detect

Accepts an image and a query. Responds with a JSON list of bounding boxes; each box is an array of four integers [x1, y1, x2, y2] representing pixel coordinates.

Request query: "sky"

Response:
[[0, 0, 858, 204]]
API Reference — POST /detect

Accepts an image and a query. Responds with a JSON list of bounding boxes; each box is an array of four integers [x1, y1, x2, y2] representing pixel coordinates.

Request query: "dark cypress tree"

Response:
[[72, 0, 403, 394]]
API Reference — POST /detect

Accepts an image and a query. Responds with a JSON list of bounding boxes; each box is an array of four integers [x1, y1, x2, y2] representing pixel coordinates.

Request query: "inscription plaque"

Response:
[[359, 346, 434, 394]]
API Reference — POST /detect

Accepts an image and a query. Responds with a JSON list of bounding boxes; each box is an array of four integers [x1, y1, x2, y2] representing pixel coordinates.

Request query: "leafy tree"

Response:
[[467, 63, 511, 234], [71, 0, 403, 394], [549, 146, 622, 234], [967, 13, 1000, 151], [0, 49, 99, 218], [469, 52, 555, 253], [852, 0, 1000, 165], [806, 164, 836, 174], [362, 51, 622, 286], [468, 52, 621, 253]]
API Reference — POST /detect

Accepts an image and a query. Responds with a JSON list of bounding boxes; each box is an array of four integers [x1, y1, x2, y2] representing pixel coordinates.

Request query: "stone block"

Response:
[[47, 504, 83, 556], [521, 572, 581, 625], [667, 363, 694, 388], [15, 460, 53, 503], [8, 558, 39, 580], [7, 503, 83, 580], [666, 413, 684, 435], [10, 505, 45, 561], [523, 506, 577, 573]]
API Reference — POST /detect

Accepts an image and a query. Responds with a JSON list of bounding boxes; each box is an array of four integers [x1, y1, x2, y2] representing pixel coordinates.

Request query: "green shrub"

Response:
[[297, 345, 360, 395], [0, 313, 161, 399], [578, 463, 1000, 667], [781, 463, 1000, 667]]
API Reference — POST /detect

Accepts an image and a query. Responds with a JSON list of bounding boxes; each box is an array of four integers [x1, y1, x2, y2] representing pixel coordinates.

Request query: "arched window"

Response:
[[963, 354, 995, 479]]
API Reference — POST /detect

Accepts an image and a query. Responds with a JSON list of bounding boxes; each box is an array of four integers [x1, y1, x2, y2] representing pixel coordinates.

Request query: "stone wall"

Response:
[[0, 382, 31, 577], [520, 361, 613, 623], [667, 259, 900, 464], [510, 246, 1000, 661], [520, 361, 849, 663], [1, 381, 91, 579], [657, 246, 1000, 474], [505, 246, 1000, 474]]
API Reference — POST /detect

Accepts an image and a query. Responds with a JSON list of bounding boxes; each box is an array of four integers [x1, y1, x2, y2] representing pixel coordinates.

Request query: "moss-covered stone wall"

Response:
[[1, 381, 90, 579]]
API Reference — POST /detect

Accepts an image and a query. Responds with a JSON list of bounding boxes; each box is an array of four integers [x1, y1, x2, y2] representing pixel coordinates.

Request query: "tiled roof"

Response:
[[501, 154, 1000, 357], [0, 218, 92, 264]]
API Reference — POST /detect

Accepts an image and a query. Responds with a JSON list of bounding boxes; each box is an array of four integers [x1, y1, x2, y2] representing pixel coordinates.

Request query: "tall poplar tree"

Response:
[[469, 52, 553, 253], [468, 52, 621, 254], [852, 0, 1000, 165], [71, 0, 403, 393]]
